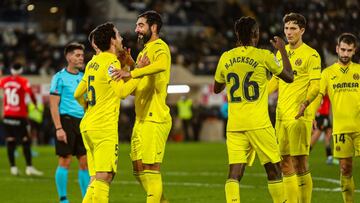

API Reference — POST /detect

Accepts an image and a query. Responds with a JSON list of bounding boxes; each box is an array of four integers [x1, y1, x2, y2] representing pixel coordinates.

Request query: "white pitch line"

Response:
[[1, 173, 359, 193]]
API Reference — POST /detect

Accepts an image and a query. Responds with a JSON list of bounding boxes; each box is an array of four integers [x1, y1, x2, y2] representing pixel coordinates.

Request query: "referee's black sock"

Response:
[[22, 140, 32, 166], [6, 140, 16, 166]]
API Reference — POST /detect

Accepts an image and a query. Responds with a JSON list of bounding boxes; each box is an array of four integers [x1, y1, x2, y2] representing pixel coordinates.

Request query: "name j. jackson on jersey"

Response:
[[225, 57, 259, 69]]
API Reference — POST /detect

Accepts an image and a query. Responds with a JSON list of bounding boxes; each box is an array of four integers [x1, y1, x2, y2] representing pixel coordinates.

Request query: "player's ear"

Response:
[[300, 27, 305, 35]]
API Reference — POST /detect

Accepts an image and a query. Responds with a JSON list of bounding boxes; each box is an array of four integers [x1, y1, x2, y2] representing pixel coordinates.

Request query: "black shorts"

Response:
[[56, 115, 86, 157], [3, 116, 29, 142], [315, 115, 332, 130]]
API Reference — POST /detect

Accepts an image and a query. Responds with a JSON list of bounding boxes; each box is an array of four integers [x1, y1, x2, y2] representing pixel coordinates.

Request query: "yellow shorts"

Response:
[[333, 132, 360, 158], [275, 119, 312, 156], [227, 127, 281, 165], [81, 130, 118, 176], [130, 120, 171, 164]]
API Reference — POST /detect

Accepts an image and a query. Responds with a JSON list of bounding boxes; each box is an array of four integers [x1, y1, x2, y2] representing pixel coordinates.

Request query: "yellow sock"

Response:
[[283, 174, 298, 203], [341, 175, 354, 203], [134, 171, 148, 191], [268, 179, 285, 203], [225, 179, 240, 203], [93, 180, 110, 203], [144, 170, 162, 203], [297, 171, 312, 203], [82, 180, 95, 203]]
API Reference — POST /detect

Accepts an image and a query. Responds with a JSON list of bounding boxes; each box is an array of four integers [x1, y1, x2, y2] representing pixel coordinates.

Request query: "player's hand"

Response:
[[312, 120, 318, 130], [56, 129, 67, 144], [118, 47, 135, 67], [270, 36, 286, 50], [295, 100, 310, 119], [111, 69, 131, 81], [137, 53, 150, 68]]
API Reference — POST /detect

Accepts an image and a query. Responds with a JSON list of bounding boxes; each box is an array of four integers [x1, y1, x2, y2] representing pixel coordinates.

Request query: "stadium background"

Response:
[[0, 0, 359, 202]]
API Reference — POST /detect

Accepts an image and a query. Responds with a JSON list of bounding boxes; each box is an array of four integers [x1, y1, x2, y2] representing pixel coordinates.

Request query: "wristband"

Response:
[[56, 128, 63, 131]]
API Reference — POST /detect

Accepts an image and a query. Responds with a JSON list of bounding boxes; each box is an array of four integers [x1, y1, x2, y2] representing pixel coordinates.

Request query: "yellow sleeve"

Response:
[[305, 79, 320, 103], [268, 76, 279, 94], [319, 70, 328, 96], [74, 80, 87, 108], [214, 53, 226, 83], [130, 53, 169, 78], [308, 52, 321, 80], [264, 50, 283, 76], [110, 78, 140, 99]]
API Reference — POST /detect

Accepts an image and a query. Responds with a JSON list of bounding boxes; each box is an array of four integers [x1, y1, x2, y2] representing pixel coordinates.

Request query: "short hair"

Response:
[[283, 13, 306, 29], [138, 10, 163, 33], [12, 63, 22, 70], [64, 42, 85, 56], [88, 29, 95, 44], [234, 16, 258, 46], [337, 32, 358, 48], [92, 22, 116, 51]]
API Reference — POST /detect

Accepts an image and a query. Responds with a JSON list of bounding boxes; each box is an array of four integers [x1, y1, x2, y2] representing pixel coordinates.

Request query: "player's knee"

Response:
[[340, 160, 352, 176], [264, 162, 282, 180], [228, 164, 245, 181], [96, 172, 113, 183], [59, 156, 72, 168], [78, 155, 88, 170], [280, 157, 294, 175]]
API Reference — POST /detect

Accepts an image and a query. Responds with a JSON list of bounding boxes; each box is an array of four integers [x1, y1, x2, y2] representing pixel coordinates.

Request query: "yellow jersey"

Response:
[[77, 52, 139, 132], [130, 38, 171, 122], [214, 46, 283, 131], [320, 62, 360, 134], [276, 43, 321, 121]]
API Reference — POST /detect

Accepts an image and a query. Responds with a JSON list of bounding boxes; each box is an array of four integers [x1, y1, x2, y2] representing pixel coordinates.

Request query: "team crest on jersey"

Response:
[[108, 65, 115, 77], [295, 58, 302, 66], [274, 56, 280, 66], [353, 73, 359, 80]]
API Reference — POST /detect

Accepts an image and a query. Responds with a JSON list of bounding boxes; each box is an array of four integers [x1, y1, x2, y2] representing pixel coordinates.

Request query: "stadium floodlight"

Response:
[[27, 4, 35, 11], [167, 85, 190, 94], [49, 6, 58, 14]]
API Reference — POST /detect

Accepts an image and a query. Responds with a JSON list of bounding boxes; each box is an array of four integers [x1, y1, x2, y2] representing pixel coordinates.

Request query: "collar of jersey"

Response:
[[144, 38, 161, 48], [98, 51, 117, 59]]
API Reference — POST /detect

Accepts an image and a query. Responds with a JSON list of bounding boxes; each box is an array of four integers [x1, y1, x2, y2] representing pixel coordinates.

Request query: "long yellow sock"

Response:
[[283, 174, 298, 203], [134, 171, 148, 191], [144, 170, 162, 203], [268, 179, 285, 203], [225, 179, 240, 203], [341, 175, 354, 203], [93, 180, 110, 203], [297, 171, 312, 203], [82, 180, 95, 203]]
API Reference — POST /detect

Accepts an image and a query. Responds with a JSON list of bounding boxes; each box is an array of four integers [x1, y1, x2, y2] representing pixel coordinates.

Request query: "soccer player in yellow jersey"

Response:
[[214, 16, 294, 203], [268, 13, 321, 203], [113, 10, 172, 203], [300, 33, 360, 203], [74, 22, 147, 203]]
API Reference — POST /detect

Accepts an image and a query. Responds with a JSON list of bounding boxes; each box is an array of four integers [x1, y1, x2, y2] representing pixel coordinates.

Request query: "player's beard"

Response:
[[137, 30, 152, 45], [339, 56, 351, 65]]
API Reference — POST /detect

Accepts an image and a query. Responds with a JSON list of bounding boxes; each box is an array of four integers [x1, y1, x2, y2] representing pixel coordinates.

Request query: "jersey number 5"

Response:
[[88, 76, 96, 106], [227, 72, 259, 102]]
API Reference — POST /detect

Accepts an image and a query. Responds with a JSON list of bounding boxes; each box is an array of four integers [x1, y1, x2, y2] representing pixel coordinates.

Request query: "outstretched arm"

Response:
[[130, 53, 168, 78], [295, 79, 320, 119]]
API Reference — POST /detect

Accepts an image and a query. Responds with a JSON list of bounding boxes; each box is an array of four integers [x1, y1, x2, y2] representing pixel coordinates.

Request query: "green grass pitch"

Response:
[[0, 142, 359, 202]]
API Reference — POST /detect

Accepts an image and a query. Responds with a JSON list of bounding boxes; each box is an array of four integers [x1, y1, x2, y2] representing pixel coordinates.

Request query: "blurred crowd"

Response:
[[1, 0, 360, 75]]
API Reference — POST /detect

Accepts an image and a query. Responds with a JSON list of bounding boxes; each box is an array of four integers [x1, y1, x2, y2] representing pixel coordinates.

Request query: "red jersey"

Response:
[[317, 94, 330, 116], [0, 75, 35, 118]]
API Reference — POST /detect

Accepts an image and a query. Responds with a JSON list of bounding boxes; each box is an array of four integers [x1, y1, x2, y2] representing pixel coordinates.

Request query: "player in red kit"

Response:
[[0, 63, 43, 176]]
